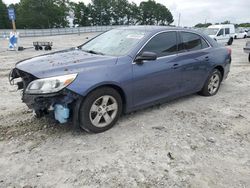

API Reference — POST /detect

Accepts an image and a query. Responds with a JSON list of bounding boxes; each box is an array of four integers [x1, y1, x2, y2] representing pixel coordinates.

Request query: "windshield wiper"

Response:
[[82, 49, 105, 55]]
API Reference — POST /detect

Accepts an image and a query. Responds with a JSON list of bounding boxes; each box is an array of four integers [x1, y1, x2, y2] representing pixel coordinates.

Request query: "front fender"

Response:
[[66, 57, 134, 112]]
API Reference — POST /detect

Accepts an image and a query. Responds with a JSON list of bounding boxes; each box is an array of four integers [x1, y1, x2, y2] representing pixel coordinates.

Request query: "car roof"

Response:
[[117, 25, 189, 32], [116, 25, 219, 48]]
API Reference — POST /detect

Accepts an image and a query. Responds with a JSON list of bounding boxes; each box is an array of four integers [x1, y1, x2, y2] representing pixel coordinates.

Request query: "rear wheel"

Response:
[[199, 69, 222, 96], [79, 87, 122, 133], [248, 53, 250, 62]]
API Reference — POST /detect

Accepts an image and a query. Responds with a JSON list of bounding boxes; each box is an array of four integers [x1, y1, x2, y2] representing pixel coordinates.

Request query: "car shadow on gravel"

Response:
[[0, 93, 205, 142], [0, 115, 89, 142]]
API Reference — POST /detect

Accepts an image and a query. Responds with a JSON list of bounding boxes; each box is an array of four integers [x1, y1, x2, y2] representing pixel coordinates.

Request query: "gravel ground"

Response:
[[0, 33, 250, 188]]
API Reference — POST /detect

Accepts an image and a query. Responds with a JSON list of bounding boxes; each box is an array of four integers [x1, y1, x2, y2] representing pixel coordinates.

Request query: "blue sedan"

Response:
[[10, 26, 231, 133]]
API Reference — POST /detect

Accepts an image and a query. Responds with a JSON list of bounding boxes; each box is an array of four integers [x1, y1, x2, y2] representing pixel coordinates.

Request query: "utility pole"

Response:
[[12, 20, 16, 32], [178, 13, 181, 27]]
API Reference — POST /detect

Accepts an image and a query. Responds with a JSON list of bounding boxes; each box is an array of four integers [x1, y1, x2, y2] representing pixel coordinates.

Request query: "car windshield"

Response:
[[81, 29, 147, 56], [203, 28, 219, 35]]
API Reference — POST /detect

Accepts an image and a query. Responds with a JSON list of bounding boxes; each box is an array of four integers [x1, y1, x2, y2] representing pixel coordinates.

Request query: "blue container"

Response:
[[54, 104, 70, 124]]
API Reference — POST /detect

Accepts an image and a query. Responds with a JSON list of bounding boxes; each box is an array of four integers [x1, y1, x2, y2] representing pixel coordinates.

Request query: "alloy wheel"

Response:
[[89, 95, 118, 127], [208, 74, 220, 94]]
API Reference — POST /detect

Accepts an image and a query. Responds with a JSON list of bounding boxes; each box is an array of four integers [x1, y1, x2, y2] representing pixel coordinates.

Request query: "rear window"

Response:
[[201, 38, 209, 48], [179, 32, 209, 52]]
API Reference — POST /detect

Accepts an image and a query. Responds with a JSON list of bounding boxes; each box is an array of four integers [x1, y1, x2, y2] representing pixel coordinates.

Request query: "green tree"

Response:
[[55, 0, 70, 28], [139, 0, 156, 25], [238, 23, 250, 28], [194, 23, 212, 28], [126, 2, 139, 25], [221, 20, 230, 24], [138, 0, 173, 25], [70, 2, 90, 26], [0, 0, 10, 29], [154, 3, 173, 25], [89, 0, 112, 25], [110, 0, 129, 25], [15, 0, 69, 29]]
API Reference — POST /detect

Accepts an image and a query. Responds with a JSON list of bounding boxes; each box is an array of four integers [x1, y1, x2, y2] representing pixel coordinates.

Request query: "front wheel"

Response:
[[79, 87, 122, 133], [199, 69, 222, 96]]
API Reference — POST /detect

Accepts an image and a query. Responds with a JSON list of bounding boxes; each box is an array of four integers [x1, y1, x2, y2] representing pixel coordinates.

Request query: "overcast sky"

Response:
[[3, 0, 250, 26]]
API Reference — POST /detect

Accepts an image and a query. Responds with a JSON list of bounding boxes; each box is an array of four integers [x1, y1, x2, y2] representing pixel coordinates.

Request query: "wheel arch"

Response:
[[214, 65, 224, 79], [84, 83, 127, 112]]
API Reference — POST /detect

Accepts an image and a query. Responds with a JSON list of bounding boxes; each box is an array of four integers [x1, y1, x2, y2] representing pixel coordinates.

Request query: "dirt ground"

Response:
[[0, 33, 250, 188]]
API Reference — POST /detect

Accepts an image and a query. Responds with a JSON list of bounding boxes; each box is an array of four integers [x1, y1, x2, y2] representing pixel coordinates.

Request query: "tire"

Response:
[[244, 35, 247, 38], [248, 53, 250, 62], [199, 69, 222, 96], [79, 87, 122, 133], [227, 38, 233, 45]]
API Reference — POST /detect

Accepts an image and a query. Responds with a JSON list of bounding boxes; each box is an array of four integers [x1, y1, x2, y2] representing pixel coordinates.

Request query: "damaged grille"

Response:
[[9, 68, 37, 92]]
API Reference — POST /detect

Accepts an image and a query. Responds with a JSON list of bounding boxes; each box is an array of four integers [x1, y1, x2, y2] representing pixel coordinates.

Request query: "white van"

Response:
[[205, 24, 235, 45]]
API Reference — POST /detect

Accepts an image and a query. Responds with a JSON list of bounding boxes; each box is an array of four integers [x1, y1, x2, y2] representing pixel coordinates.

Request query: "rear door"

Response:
[[177, 31, 211, 92]]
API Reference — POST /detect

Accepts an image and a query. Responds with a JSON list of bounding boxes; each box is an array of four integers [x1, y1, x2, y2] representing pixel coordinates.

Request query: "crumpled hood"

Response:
[[16, 49, 118, 78]]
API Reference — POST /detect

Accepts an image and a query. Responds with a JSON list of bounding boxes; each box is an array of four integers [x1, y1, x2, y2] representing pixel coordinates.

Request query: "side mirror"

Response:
[[135, 51, 157, 63]]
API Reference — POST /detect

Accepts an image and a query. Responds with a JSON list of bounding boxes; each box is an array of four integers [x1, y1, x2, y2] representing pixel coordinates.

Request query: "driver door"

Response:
[[216, 28, 228, 44], [132, 31, 182, 108]]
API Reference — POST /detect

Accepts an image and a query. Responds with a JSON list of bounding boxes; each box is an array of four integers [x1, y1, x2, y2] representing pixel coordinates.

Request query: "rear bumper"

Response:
[[223, 57, 231, 80]]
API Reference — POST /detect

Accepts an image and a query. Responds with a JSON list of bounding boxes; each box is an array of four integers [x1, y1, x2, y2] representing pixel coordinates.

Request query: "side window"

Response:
[[225, 28, 230, 35], [180, 32, 202, 51], [201, 38, 209, 49], [141, 32, 178, 57], [217, 29, 224, 36]]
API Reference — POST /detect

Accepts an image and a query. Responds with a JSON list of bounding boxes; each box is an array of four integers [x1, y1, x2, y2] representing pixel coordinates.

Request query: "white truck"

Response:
[[205, 24, 236, 45]]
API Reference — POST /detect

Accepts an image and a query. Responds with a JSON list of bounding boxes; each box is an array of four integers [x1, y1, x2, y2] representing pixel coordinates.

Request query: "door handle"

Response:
[[171, 64, 179, 69], [204, 56, 209, 61]]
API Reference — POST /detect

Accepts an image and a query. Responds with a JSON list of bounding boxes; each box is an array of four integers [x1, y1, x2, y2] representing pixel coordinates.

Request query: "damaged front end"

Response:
[[9, 68, 81, 123]]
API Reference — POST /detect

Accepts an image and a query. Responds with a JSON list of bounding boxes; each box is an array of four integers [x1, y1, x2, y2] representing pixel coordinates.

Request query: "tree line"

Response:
[[0, 0, 174, 29]]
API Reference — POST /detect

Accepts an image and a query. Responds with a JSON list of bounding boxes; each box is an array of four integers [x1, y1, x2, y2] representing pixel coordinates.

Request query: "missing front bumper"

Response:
[[10, 68, 82, 123], [22, 89, 80, 122]]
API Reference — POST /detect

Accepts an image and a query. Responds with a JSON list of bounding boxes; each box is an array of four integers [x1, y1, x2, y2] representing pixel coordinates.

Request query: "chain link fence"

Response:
[[0, 25, 123, 38]]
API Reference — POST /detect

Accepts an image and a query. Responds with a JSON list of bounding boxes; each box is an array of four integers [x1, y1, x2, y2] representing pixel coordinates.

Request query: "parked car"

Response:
[[235, 28, 248, 39], [205, 24, 235, 45], [9, 26, 232, 133], [246, 28, 250, 37], [243, 41, 250, 62]]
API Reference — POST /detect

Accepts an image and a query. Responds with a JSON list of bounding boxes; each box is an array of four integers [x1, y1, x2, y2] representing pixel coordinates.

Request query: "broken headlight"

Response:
[[25, 73, 77, 94]]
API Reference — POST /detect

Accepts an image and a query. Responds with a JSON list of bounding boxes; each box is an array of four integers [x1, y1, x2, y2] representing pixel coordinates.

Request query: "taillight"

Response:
[[227, 48, 232, 55]]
